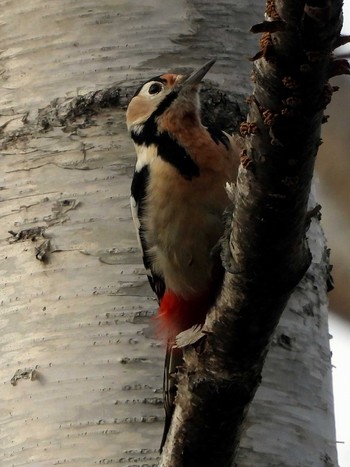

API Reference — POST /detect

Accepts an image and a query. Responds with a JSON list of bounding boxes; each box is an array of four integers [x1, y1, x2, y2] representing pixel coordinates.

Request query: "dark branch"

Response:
[[160, 0, 344, 465]]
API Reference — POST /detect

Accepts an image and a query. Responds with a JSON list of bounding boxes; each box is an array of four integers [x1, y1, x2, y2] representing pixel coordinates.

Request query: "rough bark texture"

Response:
[[162, 209, 338, 467], [0, 1, 339, 466], [160, 1, 343, 465]]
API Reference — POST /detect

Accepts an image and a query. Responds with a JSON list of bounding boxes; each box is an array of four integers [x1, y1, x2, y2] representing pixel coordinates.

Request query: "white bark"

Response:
[[0, 1, 338, 465], [236, 208, 338, 465], [0, 105, 162, 464]]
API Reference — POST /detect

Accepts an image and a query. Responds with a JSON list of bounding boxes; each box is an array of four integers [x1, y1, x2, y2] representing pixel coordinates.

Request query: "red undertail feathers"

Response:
[[157, 289, 212, 339]]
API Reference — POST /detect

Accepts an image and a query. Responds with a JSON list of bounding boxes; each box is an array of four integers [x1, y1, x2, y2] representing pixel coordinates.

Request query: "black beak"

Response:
[[181, 58, 216, 87]]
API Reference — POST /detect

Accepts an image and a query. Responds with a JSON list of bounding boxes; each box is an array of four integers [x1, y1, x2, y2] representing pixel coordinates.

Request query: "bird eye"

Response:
[[148, 83, 162, 95]]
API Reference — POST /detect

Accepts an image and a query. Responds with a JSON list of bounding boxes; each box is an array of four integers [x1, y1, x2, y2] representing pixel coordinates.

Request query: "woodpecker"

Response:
[[126, 59, 240, 449]]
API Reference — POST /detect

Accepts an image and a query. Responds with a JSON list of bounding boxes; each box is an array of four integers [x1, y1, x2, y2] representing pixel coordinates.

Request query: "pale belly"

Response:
[[145, 159, 230, 298]]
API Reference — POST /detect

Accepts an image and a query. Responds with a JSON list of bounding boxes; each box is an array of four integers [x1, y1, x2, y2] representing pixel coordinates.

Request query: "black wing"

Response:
[[131, 163, 176, 453], [130, 164, 165, 301], [206, 126, 231, 148]]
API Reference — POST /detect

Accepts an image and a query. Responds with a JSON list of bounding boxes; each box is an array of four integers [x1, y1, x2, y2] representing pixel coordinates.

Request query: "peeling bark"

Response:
[[0, 1, 339, 466], [160, 1, 343, 465]]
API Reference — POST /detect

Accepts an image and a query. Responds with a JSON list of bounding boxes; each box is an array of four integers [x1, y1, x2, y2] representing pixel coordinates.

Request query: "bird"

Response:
[[126, 58, 240, 450]]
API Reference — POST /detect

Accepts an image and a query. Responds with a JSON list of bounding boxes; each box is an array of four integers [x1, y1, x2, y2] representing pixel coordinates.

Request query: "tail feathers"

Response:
[[157, 289, 209, 338], [160, 343, 182, 452], [158, 289, 212, 451]]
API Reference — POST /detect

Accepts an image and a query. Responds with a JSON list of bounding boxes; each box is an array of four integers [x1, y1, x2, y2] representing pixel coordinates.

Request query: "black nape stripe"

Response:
[[131, 91, 178, 147], [131, 130, 200, 181], [131, 124, 156, 146]]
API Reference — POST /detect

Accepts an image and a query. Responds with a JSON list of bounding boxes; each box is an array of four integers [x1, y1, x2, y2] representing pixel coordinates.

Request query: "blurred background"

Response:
[[317, 6, 350, 466]]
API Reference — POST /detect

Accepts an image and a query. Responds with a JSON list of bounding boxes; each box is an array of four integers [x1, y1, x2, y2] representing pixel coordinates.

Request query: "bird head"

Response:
[[126, 59, 216, 131]]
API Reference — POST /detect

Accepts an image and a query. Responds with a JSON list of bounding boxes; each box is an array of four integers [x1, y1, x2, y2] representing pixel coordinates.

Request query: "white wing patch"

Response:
[[131, 142, 157, 262], [130, 149, 161, 292], [130, 194, 143, 252], [130, 193, 153, 283]]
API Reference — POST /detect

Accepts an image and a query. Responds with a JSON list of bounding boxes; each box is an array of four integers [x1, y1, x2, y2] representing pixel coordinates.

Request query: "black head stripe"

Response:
[[131, 84, 199, 180], [131, 118, 157, 146], [132, 130, 199, 181], [152, 90, 178, 118], [131, 90, 178, 146]]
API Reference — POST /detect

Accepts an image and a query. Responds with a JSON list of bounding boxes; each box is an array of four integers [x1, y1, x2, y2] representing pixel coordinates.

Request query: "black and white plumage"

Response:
[[130, 163, 166, 299], [126, 59, 240, 450]]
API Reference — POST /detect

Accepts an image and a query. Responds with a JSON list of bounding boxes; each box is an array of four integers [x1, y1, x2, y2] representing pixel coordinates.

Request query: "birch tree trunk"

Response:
[[0, 1, 338, 466]]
